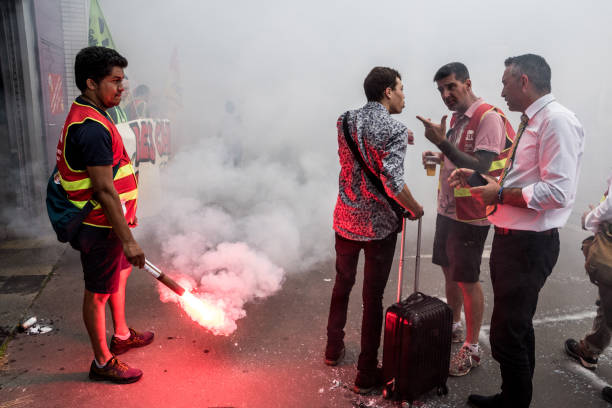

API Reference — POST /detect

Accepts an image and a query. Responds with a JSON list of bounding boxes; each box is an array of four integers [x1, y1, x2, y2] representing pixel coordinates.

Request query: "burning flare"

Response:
[[143, 260, 229, 334], [178, 291, 226, 329]]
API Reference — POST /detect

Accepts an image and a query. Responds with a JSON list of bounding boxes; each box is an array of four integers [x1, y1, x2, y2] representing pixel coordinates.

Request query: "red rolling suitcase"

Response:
[[381, 218, 452, 405]]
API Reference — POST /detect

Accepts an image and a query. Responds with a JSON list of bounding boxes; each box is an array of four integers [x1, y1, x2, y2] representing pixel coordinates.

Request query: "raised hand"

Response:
[[416, 115, 448, 146]]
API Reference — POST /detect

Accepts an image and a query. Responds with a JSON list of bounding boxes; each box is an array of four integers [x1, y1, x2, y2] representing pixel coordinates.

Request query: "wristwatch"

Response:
[[497, 186, 504, 205]]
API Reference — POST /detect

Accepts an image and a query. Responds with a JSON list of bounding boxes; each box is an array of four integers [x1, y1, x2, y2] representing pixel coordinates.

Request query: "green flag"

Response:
[[87, 0, 129, 123], [88, 0, 116, 48]]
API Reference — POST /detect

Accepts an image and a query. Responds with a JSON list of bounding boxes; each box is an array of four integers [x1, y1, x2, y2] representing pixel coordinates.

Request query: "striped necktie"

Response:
[[498, 113, 529, 186]]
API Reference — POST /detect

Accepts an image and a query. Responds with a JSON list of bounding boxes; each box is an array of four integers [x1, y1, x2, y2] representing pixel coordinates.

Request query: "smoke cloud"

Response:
[[101, 0, 612, 334], [138, 121, 335, 334]]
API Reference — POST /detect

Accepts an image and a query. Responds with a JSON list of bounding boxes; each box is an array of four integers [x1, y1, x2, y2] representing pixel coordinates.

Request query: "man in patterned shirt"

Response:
[[325, 66, 424, 394]]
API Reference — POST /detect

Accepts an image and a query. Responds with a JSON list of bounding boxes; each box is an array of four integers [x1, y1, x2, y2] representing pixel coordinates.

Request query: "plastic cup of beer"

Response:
[[425, 156, 437, 176]]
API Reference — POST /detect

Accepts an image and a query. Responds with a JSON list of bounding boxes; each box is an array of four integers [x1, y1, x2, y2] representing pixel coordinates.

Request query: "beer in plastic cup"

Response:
[[425, 157, 437, 176]]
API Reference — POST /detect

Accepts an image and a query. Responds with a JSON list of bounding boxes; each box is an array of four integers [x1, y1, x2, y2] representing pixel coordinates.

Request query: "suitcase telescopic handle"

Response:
[[396, 217, 422, 303]]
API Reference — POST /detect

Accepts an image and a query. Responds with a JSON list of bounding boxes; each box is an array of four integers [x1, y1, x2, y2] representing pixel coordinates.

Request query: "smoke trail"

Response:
[[144, 128, 336, 335]]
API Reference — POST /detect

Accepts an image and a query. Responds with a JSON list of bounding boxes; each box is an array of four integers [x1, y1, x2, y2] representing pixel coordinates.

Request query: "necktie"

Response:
[[498, 113, 529, 186]]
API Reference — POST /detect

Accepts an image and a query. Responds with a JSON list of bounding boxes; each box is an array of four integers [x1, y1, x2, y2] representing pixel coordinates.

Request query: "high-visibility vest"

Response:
[[56, 100, 138, 228], [451, 103, 516, 222]]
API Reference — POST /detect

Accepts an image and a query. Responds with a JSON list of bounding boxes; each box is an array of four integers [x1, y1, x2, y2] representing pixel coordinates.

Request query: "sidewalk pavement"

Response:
[[0, 233, 65, 352]]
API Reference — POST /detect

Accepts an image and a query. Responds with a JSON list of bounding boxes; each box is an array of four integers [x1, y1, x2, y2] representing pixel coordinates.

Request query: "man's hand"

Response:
[[422, 151, 442, 168], [468, 173, 500, 206], [582, 204, 595, 230], [407, 129, 415, 145], [448, 168, 475, 188], [407, 206, 424, 220], [123, 240, 145, 268], [416, 115, 448, 146]]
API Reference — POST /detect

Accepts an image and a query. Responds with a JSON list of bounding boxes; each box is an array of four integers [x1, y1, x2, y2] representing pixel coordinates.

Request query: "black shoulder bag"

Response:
[[341, 112, 409, 226]]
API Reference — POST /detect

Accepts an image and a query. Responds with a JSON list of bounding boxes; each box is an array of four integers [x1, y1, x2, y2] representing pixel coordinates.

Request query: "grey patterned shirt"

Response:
[[333, 102, 409, 241]]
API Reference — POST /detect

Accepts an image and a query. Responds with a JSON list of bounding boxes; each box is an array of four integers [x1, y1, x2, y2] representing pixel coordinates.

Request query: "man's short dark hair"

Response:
[[504, 54, 551, 93], [75, 46, 128, 92], [433, 62, 470, 82], [363, 67, 401, 102]]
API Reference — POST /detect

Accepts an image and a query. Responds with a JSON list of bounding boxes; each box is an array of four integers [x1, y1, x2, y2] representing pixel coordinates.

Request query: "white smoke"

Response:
[[102, 0, 612, 334], [144, 131, 335, 335]]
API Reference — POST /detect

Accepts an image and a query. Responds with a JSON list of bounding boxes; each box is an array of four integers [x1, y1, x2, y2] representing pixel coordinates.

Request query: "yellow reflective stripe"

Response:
[[82, 222, 112, 228], [489, 158, 506, 172], [478, 107, 497, 123], [119, 189, 138, 202], [69, 192, 135, 210], [60, 163, 135, 193], [115, 163, 135, 179], [454, 188, 472, 197], [68, 199, 102, 210], [60, 175, 92, 191]]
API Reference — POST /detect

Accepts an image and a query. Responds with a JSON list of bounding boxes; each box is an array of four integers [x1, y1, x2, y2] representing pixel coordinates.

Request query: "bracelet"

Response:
[[497, 186, 504, 205]]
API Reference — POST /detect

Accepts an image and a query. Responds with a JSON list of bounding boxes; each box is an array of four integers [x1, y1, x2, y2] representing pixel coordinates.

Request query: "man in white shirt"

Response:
[[564, 174, 612, 404], [450, 54, 585, 407]]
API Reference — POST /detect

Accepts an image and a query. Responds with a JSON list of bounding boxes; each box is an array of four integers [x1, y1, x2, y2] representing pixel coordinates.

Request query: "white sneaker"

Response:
[[449, 345, 481, 377]]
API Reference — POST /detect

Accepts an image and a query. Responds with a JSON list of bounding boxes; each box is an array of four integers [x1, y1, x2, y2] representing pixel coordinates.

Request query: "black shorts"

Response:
[[69, 225, 130, 294], [432, 214, 490, 283]]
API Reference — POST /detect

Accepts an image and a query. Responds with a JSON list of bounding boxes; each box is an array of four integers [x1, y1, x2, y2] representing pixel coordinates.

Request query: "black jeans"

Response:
[[489, 229, 559, 408], [326, 232, 397, 372]]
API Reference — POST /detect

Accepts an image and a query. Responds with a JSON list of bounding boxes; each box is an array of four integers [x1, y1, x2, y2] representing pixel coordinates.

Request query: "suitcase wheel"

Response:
[[437, 384, 449, 396], [382, 378, 395, 400], [382, 384, 392, 399]]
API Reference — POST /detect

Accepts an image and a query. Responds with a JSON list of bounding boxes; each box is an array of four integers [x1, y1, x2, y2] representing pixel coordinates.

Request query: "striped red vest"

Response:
[[56, 100, 138, 228], [452, 103, 515, 222]]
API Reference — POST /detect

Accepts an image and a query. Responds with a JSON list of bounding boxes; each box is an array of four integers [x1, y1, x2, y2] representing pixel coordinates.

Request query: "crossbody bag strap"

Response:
[[342, 112, 405, 218]]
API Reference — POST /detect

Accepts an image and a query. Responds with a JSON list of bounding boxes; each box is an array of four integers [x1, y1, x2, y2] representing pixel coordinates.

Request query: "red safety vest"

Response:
[[451, 103, 515, 222], [56, 100, 138, 228]]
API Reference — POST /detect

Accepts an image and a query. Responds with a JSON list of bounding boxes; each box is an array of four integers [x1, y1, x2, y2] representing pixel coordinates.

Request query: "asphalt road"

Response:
[[1, 221, 611, 408]]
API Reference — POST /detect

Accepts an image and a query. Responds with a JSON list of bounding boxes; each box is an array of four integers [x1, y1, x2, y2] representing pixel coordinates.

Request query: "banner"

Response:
[[116, 118, 172, 169], [33, 0, 68, 169], [116, 118, 172, 217]]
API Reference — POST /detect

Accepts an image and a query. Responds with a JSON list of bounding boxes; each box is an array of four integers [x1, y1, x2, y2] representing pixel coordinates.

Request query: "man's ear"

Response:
[[86, 78, 97, 91], [383, 87, 392, 100], [465, 78, 472, 90], [520, 74, 529, 92]]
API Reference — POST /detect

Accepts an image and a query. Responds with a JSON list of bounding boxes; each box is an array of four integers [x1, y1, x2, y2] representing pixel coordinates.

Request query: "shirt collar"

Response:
[[364, 101, 389, 114], [76, 95, 107, 117], [451, 98, 483, 124], [524, 93, 555, 120], [462, 98, 485, 118]]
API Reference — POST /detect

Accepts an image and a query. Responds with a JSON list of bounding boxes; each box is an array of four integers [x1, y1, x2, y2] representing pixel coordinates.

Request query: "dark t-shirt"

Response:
[[64, 97, 113, 170]]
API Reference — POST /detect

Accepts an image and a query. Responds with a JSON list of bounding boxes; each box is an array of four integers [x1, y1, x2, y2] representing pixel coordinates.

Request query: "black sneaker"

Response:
[[467, 393, 503, 407], [602, 387, 612, 404], [89, 356, 142, 384], [110, 328, 154, 355], [353, 367, 383, 394], [565, 338, 598, 369]]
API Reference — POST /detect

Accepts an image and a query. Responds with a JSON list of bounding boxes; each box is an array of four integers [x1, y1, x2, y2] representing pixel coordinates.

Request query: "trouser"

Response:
[[489, 229, 559, 408], [326, 232, 397, 372], [582, 284, 612, 357]]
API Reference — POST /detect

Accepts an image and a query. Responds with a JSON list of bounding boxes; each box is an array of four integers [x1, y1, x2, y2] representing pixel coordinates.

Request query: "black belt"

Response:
[[494, 227, 557, 236]]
